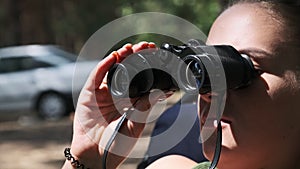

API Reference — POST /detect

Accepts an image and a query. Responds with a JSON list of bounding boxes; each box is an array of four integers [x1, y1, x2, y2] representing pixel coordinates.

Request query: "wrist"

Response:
[[70, 143, 102, 169], [62, 159, 76, 169], [63, 146, 101, 169], [63, 148, 89, 169]]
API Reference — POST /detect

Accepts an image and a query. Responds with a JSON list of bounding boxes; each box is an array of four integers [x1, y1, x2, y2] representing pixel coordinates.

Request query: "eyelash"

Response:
[[255, 69, 264, 75], [240, 52, 264, 76]]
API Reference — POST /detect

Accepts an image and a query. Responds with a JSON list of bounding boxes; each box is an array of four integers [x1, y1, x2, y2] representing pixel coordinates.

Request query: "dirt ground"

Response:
[[0, 93, 181, 169], [0, 116, 153, 169]]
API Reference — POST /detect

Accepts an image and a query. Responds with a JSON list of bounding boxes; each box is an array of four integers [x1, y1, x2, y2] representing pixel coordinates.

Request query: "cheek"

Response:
[[262, 73, 289, 100], [262, 72, 300, 121], [263, 72, 300, 129], [232, 73, 299, 144]]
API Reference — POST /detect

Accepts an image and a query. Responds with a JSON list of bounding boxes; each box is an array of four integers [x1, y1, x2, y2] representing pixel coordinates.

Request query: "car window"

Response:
[[0, 56, 53, 74], [40, 54, 73, 66], [50, 47, 77, 62], [0, 57, 21, 73], [20, 56, 53, 70]]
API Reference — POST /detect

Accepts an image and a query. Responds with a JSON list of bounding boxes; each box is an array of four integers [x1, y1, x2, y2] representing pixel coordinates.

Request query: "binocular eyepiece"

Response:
[[107, 39, 258, 98]]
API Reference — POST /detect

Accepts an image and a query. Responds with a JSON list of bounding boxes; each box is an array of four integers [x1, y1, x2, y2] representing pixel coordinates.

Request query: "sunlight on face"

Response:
[[200, 2, 300, 169]]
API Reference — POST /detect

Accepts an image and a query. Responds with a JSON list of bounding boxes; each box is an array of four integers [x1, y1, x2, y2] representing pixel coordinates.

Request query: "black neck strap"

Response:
[[208, 122, 222, 169]]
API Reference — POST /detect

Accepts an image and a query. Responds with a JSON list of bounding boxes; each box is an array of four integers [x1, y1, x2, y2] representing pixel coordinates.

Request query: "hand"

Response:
[[63, 42, 165, 169]]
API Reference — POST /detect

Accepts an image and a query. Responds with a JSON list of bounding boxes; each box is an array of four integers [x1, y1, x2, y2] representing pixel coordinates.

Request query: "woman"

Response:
[[62, 0, 300, 168]]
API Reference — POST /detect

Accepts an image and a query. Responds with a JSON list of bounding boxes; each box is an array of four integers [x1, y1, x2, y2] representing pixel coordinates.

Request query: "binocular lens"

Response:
[[178, 55, 206, 93], [187, 60, 203, 87], [185, 61, 201, 88], [109, 64, 129, 97]]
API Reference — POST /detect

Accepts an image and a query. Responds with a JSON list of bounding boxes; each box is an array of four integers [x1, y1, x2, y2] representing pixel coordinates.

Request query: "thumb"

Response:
[[126, 90, 167, 123]]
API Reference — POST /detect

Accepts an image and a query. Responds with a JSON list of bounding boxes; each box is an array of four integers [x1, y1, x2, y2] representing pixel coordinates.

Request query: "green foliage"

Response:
[[127, 0, 221, 34], [115, 0, 221, 46]]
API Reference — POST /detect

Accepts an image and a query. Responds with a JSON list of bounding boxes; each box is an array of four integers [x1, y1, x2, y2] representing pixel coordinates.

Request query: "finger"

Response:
[[85, 44, 133, 90], [132, 41, 150, 53], [101, 43, 133, 85], [134, 90, 166, 112], [84, 53, 117, 90], [116, 43, 133, 63], [148, 42, 156, 48], [121, 90, 166, 130]]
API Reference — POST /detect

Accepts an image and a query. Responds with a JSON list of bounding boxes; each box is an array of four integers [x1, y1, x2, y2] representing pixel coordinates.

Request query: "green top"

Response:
[[192, 162, 218, 169]]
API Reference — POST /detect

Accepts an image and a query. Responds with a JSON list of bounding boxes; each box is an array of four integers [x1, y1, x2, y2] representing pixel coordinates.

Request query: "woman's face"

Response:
[[200, 3, 300, 169]]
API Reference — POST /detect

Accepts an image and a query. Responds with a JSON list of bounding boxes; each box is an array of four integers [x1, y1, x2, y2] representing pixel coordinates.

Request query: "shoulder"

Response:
[[146, 154, 197, 169]]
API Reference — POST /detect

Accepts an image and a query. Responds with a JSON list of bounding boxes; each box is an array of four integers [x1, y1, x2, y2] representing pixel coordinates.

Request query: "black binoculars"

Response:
[[107, 39, 258, 98]]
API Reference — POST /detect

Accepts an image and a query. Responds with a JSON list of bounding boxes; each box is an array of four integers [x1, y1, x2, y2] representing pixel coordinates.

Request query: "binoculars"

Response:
[[107, 39, 258, 98]]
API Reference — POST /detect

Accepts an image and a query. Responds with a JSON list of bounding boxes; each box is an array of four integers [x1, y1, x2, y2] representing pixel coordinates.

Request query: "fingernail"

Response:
[[140, 42, 149, 48], [111, 51, 120, 62], [148, 42, 156, 48], [123, 43, 132, 49]]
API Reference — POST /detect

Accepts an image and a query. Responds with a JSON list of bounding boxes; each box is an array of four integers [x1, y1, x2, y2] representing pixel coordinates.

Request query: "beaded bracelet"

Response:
[[64, 148, 90, 169]]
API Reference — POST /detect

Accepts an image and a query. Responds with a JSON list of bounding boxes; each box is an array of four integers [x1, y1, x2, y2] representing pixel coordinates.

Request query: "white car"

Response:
[[0, 45, 97, 120]]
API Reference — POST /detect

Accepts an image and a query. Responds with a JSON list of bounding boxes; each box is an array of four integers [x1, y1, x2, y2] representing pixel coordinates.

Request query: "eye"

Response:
[[249, 59, 265, 75], [239, 48, 272, 76], [240, 52, 264, 76], [255, 69, 264, 76], [250, 61, 265, 76]]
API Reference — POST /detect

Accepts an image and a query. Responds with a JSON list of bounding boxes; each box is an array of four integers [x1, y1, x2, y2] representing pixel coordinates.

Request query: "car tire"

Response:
[[37, 92, 68, 120]]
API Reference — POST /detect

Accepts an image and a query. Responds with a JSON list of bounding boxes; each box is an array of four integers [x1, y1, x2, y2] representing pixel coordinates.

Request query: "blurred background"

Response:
[[0, 0, 227, 52], [0, 0, 227, 168]]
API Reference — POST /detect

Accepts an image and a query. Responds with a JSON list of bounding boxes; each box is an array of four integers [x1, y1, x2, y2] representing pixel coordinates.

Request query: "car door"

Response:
[[0, 56, 52, 112]]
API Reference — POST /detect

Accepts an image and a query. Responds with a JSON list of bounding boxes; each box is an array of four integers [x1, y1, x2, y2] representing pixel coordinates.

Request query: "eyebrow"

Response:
[[238, 48, 272, 60]]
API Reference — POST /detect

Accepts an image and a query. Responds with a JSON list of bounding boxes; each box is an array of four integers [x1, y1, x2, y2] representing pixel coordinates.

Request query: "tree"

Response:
[[0, 0, 225, 53]]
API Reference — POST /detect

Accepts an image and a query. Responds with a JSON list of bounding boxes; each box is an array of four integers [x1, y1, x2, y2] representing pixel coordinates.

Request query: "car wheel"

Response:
[[37, 93, 68, 120]]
